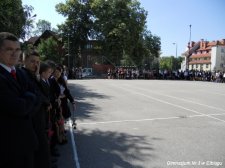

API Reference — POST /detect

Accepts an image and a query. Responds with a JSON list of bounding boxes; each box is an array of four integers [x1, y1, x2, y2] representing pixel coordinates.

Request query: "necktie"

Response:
[[11, 69, 17, 80]]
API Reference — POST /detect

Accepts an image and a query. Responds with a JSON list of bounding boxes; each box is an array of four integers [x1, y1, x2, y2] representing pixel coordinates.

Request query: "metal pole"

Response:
[[176, 44, 177, 58], [189, 25, 192, 45], [86, 55, 88, 68], [173, 43, 177, 58], [187, 24, 192, 70], [68, 34, 70, 69], [173, 43, 177, 70]]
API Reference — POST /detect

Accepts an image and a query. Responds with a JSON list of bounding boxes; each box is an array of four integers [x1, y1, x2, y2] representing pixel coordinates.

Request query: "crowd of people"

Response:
[[0, 32, 75, 168], [106, 67, 225, 82]]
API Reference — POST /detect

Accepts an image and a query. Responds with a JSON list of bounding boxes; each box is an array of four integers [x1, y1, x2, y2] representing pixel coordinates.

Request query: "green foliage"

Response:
[[91, 0, 148, 66], [143, 31, 161, 58], [33, 19, 52, 36], [159, 57, 171, 70], [37, 37, 62, 63], [159, 56, 182, 70], [56, 0, 94, 66], [56, 0, 161, 68], [141, 30, 161, 68], [21, 5, 36, 41], [0, 0, 26, 38]]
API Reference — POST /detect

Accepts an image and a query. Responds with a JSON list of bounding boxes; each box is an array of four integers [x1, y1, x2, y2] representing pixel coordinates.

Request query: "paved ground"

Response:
[[58, 79, 225, 168]]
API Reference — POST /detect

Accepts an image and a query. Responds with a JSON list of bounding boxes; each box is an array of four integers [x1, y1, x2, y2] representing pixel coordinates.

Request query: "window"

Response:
[[206, 64, 208, 68], [85, 43, 93, 49]]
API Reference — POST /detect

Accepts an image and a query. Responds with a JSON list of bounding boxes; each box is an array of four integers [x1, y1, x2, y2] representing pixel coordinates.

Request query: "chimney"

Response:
[[200, 39, 204, 48], [221, 39, 225, 45]]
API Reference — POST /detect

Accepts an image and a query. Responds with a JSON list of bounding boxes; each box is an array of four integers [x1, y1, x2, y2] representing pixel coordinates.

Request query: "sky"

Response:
[[22, 0, 225, 57]]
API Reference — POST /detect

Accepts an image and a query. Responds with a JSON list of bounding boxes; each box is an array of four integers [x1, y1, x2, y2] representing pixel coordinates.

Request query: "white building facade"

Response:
[[182, 39, 225, 72], [211, 45, 225, 72]]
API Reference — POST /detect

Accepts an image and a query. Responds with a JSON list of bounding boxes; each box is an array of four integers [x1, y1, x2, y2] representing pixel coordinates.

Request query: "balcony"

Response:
[[190, 53, 211, 58], [189, 60, 211, 64]]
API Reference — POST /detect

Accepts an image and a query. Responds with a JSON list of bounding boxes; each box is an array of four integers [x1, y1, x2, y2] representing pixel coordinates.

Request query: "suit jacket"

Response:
[[39, 79, 51, 106], [0, 65, 38, 163], [48, 77, 60, 102], [21, 68, 49, 132], [39, 79, 51, 128]]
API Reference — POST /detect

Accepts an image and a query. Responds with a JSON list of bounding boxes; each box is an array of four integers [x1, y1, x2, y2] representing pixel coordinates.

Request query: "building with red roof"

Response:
[[182, 39, 225, 71]]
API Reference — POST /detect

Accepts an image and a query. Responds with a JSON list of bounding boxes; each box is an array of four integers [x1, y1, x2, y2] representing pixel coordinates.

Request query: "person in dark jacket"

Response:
[[39, 62, 53, 142], [54, 65, 75, 119], [0, 32, 38, 168], [22, 50, 51, 168], [49, 65, 75, 144]]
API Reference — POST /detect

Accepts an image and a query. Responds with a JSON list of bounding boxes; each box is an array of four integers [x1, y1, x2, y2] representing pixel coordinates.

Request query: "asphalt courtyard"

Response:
[[59, 79, 225, 168]]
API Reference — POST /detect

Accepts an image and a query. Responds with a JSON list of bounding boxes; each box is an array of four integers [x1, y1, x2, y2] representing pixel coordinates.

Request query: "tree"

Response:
[[0, 0, 26, 38], [37, 37, 62, 63], [21, 5, 36, 41], [142, 30, 161, 69], [56, 0, 161, 68], [33, 19, 52, 36], [91, 0, 147, 66], [56, 0, 94, 67], [159, 57, 172, 70], [159, 56, 182, 70]]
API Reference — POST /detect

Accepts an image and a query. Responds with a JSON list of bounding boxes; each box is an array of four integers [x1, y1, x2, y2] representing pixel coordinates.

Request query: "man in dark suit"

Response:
[[0, 32, 38, 168], [22, 50, 51, 168]]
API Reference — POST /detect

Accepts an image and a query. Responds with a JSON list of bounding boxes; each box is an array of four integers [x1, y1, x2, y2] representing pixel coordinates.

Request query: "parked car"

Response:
[[82, 68, 94, 78]]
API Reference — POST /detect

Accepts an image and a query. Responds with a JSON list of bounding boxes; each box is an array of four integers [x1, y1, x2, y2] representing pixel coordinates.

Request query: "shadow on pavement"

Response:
[[66, 82, 160, 168], [68, 83, 111, 120], [76, 129, 155, 168]]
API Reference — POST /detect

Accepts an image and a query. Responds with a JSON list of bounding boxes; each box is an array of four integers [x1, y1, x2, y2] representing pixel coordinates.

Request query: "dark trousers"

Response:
[[1, 152, 34, 168], [34, 133, 51, 168]]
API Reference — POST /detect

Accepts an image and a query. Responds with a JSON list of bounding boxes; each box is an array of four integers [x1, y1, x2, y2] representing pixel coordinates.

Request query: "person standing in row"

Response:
[[22, 50, 51, 168], [0, 32, 38, 168]]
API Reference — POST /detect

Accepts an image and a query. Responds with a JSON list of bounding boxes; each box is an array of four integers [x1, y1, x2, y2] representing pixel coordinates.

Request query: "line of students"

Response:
[[0, 32, 75, 168]]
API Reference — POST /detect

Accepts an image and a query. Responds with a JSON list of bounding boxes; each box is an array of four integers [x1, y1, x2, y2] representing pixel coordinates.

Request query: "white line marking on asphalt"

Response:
[[69, 119, 80, 168], [78, 113, 225, 125], [119, 84, 225, 112], [79, 116, 181, 125], [112, 85, 225, 124], [199, 90, 225, 97], [133, 87, 225, 112]]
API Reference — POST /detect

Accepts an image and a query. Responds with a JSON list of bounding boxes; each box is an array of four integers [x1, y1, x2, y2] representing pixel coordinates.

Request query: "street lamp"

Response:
[[187, 24, 192, 70], [68, 34, 70, 69], [172, 43, 177, 58]]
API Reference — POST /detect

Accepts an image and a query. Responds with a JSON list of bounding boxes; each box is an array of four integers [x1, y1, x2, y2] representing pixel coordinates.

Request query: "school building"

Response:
[[181, 39, 225, 72]]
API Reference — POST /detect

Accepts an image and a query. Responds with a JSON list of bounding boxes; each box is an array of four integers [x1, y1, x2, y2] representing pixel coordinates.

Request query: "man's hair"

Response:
[[39, 62, 51, 74], [45, 60, 56, 71], [55, 65, 63, 72], [23, 50, 40, 61], [0, 32, 19, 48]]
